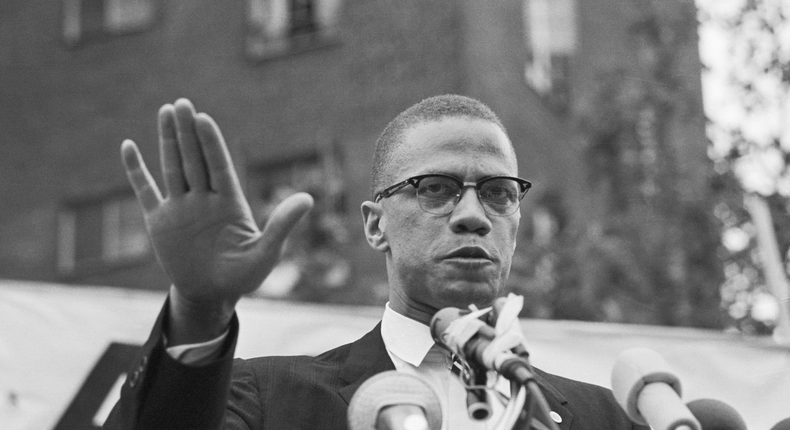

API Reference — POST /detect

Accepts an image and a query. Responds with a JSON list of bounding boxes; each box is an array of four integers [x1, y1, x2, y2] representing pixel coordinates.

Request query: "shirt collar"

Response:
[[381, 303, 437, 367]]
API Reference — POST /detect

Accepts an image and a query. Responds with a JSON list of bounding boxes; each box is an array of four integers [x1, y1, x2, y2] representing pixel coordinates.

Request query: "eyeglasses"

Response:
[[374, 174, 532, 216]]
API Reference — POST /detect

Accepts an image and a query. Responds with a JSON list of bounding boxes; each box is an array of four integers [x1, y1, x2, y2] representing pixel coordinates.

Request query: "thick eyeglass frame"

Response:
[[373, 173, 532, 216]]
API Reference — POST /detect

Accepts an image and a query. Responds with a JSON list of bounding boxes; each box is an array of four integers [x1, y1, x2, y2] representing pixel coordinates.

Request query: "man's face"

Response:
[[366, 117, 521, 320]]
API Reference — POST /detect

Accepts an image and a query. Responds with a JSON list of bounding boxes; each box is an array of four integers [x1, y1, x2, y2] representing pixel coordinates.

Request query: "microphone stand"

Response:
[[432, 302, 560, 430], [455, 354, 559, 430], [517, 381, 559, 430], [505, 362, 560, 430]]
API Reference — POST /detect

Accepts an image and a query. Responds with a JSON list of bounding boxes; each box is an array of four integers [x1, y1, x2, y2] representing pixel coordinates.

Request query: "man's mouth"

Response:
[[443, 246, 493, 261]]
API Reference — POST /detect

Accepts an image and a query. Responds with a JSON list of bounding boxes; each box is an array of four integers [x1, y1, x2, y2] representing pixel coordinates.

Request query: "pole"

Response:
[[744, 193, 790, 344]]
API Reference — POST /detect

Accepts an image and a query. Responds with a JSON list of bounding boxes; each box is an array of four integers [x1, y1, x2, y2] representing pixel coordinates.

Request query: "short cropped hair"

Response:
[[371, 94, 511, 196]]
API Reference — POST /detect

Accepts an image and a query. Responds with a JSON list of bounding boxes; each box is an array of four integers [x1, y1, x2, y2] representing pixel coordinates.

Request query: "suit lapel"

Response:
[[338, 322, 396, 404], [533, 368, 574, 430]]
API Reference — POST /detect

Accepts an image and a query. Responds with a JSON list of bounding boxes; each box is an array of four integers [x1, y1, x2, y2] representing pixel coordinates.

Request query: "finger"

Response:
[[258, 193, 315, 265], [173, 98, 210, 191], [194, 112, 242, 195], [158, 104, 188, 197], [121, 140, 163, 213]]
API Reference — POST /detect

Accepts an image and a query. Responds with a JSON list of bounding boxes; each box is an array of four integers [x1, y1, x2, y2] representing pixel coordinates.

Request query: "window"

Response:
[[246, 143, 350, 300], [245, 0, 342, 60], [58, 194, 150, 274], [522, 0, 577, 112], [62, 0, 157, 47]]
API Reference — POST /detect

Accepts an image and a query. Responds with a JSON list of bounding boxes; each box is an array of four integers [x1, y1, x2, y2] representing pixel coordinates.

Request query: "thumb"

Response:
[[257, 192, 315, 265]]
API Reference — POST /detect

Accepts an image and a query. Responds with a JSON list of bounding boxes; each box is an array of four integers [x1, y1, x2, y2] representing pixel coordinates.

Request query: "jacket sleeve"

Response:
[[103, 296, 239, 430]]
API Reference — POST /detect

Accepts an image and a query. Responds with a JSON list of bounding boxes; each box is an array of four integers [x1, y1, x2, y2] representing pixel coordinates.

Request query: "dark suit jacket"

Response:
[[104, 300, 644, 430]]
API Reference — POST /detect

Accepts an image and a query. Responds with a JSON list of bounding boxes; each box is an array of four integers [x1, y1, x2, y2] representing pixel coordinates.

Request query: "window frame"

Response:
[[57, 191, 151, 276], [61, 0, 159, 48], [244, 0, 343, 62], [522, 0, 578, 113]]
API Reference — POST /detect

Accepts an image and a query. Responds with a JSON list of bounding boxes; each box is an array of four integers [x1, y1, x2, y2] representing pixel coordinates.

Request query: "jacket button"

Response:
[[129, 370, 140, 388]]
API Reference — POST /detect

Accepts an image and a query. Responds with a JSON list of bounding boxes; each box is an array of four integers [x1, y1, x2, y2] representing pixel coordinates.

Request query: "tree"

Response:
[[698, 0, 790, 340], [509, 0, 726, 329], [575, 0, 723, 328]]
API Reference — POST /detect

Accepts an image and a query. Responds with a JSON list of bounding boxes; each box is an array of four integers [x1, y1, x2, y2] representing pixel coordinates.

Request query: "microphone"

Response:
[[347, 371, 442, 430], [487, 296, 530, 358], [771, 417, 790, 430], [611, 348, 701, 430], [432, 303, 560, 430], [430, 307, 532, 384], [685, 399, 747, 430]]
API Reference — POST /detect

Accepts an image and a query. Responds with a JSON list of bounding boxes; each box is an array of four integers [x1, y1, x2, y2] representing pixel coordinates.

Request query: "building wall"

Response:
[[572, 0, 709, 204], [460, 0, 598, 227], [0, 0, 714, 321], [0, 0, 465, 299]]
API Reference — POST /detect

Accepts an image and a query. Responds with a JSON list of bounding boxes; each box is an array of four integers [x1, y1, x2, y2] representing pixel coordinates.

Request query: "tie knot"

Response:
[[422, 344, 454, 368]]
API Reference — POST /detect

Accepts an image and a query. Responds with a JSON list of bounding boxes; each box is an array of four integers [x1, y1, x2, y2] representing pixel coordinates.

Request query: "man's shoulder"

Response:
[[534, 367, 613, 396], [229, 325, 380, 383], [223, 341, 363, 428], [227, 343, 354, 402], [534, 368, 644, 429], [233, 340, 355, 370], [535, 366, 619, 408]]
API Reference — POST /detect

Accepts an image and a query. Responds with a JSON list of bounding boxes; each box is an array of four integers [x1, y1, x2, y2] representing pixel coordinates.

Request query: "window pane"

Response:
[[114, 197, 149, 259], [104, 0, 155, 33], [62, 0, 156, 46], [247, 0, 291, 57], [63, 0, 83, 44], [290, 0, 317, 36], [525, 0, 576, 55], [314, 0, 342, 36], [523, 0, 576, 111], [74, 202, 104, 264], [246, 0, 342, 60], [57, 212, 77, 273], [81, 0, 105, 35], [59, 195, 149, 273]]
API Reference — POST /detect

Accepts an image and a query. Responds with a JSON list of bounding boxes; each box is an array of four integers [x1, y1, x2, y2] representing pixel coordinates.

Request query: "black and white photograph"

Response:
[[1, 0, 789, 429]]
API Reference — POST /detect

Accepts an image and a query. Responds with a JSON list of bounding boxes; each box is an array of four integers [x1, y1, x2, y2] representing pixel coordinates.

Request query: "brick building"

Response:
[[0, 0, 717, 324]]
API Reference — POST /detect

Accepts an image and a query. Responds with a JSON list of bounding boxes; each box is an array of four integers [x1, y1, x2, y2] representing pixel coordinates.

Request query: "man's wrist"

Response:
[[167, 285, 237, 346]]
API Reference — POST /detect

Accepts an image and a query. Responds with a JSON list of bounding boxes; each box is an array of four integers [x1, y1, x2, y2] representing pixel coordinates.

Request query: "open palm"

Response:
[[122, 99, 313, 311]]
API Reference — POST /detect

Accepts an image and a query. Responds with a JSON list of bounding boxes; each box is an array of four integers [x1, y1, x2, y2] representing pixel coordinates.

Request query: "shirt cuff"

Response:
[[165, 329, 231, 366]]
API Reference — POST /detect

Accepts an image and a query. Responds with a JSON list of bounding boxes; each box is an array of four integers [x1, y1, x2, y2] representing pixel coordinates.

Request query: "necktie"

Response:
[[450, 354, 464, 376]]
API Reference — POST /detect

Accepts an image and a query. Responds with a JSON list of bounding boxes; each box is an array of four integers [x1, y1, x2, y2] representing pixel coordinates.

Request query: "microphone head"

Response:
[[347, 371, 442, 430], [486, 297, 509, 326], [430, 307, 464, 346], [611, 347, 683, 425], [686, 399, 747, 430], [771, 417, 790, 430]]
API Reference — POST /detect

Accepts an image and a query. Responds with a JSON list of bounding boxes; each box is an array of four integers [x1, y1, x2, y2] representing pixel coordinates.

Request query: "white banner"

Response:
[[1, 280, 788, 429]]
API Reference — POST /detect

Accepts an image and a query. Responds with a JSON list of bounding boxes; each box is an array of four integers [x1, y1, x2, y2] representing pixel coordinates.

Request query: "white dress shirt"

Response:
[[381, 303, 510, 430]]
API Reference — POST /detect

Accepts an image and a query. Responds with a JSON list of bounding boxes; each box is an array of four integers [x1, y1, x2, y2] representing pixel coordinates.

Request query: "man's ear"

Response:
[[361, 200, 389, 253]]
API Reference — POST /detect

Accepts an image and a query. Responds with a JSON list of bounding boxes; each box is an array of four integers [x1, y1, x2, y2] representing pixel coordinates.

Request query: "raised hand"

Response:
[[121, 99, 313, 343]]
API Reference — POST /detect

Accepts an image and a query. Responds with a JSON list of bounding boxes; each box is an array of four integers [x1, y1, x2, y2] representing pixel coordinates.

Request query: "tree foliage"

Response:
[[509, 0, 724, 329], [698, 0, 790, 335]]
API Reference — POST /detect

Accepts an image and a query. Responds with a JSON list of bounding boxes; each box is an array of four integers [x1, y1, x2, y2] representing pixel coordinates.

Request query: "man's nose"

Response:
[[449, 188, 492, 234]]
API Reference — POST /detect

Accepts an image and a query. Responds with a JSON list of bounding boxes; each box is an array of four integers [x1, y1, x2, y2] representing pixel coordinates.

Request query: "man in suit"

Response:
[[104, 95, 642, 429]]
